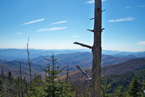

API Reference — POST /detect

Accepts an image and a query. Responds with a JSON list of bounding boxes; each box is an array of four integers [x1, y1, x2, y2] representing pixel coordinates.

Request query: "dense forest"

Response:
[[0, 55, 145, 97]]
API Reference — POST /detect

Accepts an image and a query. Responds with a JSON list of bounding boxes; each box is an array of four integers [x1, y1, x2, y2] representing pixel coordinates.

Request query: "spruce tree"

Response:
[[128, 77, 141, 97], [42, 55, 72, 97], [114, 86, 124, 97], [28, 75, 44, 97]]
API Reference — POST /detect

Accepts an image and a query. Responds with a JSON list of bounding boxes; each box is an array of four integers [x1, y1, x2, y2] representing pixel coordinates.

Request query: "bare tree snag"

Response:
[[19, 63, 24, 97], [66, 65, 69, 82], [92, 0, 102, 96], [26, 37, 32, 84], [74, 0, 102, 96]]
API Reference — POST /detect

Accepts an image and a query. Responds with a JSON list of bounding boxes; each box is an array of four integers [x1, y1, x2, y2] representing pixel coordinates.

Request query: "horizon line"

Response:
[[0, 48, 144, 52]]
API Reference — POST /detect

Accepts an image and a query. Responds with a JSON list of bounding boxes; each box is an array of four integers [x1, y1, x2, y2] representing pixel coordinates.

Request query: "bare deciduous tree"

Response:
[[19, 63, 24, 97], [26, 37, 32, 83], [74, 0, 102, 96]]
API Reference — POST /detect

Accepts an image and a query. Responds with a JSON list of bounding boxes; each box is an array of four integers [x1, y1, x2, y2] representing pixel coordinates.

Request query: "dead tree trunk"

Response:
[[26, 37, 32, 84], [74, 0, 102, 96], [19, 63, 24, 97], [92, 0, 102, 97], [66, 65, 69, 82]]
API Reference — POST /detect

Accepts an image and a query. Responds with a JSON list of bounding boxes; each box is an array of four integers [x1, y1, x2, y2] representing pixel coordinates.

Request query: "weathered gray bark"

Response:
[[74, 0, 102, 96], [66, 65, 69, 82], [19, 63, 24, 97], [92, 0, 102, 96], [26, 37, 32, 83]]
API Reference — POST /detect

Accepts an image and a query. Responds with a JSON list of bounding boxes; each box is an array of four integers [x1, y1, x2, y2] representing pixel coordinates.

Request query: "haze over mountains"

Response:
[[0, 48, 145, 61], [0, 48, 145, 77]]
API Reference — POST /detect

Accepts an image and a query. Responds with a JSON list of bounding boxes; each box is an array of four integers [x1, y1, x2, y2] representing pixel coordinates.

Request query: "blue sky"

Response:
[[0, 0, 145, 52]]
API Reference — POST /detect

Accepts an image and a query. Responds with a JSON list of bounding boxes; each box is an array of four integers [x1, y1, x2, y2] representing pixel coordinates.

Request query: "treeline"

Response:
[[0, 55, 74, 97], [0, 55, 145, 97], [72, 69, 145, 97]]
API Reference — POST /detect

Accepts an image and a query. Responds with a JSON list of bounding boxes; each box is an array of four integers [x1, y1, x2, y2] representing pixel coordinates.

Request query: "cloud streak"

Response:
[[51, 21, 67, 25], [22, 18, 44, 25], [124, 6, 131, 9], [138, 41, 145, 45], [85, 0, 106, 4], [71, 36, 80, 38], [137, 5, 145, 8], [16, 32, 23, 35], [37, 27, 67, 32], [108, 17, 135, 22]]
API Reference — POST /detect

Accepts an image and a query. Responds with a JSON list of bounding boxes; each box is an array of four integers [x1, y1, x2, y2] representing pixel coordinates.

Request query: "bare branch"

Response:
[[74, 42, 92, 49], [76, 65, 91, 81], [87, 29, 94, 32], [102, 9, 106, 12], [90, 18, 94, 20], [101, 28, 105, 32], [43, 57, 51, 62]]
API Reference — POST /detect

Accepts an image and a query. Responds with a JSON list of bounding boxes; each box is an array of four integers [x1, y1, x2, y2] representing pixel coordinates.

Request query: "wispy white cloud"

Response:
[[16, 32, 23, 35], [124, 6, 131, 9], [71, 36, 80, 38], [137, 5, 145, 8], [138, 41, 145, 45], [85, 0, 106, 4], [37, 27, 67, 32], [108, 17, 135, 23], [22, 18, 44, 25], [51, 21, 67, 25]]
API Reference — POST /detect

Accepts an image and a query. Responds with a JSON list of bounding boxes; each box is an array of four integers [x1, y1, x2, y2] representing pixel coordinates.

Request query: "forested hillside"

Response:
[[60, 58, 145, 83], [0, 52, 137, 77]]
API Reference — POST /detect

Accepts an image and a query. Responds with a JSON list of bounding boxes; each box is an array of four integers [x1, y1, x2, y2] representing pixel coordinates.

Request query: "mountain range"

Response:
[[0, 49, 145, 78], [0, 48, 145, 61]]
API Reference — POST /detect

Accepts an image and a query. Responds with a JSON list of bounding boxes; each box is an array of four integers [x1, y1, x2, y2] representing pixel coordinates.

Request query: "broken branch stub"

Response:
[[76, 65, 92, 81], [73, 42, 92, 49]]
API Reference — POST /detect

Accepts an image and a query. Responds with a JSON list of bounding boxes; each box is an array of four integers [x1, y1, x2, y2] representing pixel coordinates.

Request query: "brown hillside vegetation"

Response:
[[60, 58, 145, 83]]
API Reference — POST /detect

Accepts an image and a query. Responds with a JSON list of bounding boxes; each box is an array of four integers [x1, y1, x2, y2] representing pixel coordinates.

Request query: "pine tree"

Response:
[[101, 78, 110, 97], [114, 86, 124, 97], [140, 81, 145, 97], [128, 77, 141, 97], [42, 55, 72, 97], [28, 75, 44, 97], [1, 66, 4, 78]]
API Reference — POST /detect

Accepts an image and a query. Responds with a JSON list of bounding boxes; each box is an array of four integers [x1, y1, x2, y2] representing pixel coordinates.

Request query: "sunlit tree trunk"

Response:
[[92, 0, 102, 96], [74, 0, 102, 96]]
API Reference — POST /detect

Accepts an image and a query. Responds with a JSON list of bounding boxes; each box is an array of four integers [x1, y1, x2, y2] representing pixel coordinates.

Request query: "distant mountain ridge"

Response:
[[0, 49, 90, 61], [0, 52, 138, 77], [31, 52, 135, 71], [0, 48, 145, 61], [0, 60, 44, 77]]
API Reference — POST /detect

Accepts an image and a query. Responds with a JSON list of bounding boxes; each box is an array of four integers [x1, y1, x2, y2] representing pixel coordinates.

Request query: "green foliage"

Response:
[[42, 55, 73, 97], [0, 72, 29, 97], [28, 75, 44, 97], [114, 86, 125, 97], [127, 77, 141, 97], [101, 78, 110, 97]]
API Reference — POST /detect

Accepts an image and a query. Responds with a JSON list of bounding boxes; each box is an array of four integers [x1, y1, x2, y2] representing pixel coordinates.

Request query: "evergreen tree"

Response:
[[127, 77, 141, 97], [1, 66, 4, 78], [114, 85, 124, 97], [28, 75, 44, 97], [42, 55, 72, 97], [141, 81, 145, 97], [101, 78, 110, 97]]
